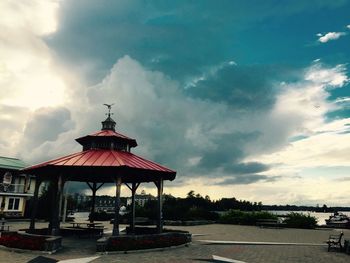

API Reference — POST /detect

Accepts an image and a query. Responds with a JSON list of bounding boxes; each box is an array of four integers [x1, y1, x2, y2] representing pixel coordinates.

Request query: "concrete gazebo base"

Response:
[[0, 230, 62, 253], [96, 230, 191, 252]]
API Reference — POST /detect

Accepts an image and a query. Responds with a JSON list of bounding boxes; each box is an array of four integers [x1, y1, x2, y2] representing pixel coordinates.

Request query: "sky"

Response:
[[1, 0, 350, 206]]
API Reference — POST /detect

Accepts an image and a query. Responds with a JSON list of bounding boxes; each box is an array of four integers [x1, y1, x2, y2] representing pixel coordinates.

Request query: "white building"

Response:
[[126, 192, 156, 207], [0, 157, 36, 218]]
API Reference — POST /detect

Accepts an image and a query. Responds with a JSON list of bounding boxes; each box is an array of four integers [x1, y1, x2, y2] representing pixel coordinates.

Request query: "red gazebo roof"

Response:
[[23, 110, 176, 183], [26, 149, 173, 172], [24, 149, 176, 183], [76, 129, 138, 148]]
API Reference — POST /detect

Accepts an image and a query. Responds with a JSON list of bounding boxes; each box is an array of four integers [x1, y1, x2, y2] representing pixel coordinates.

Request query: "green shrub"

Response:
[[219, 210, 277, 225], [283, 212, 317, 229]]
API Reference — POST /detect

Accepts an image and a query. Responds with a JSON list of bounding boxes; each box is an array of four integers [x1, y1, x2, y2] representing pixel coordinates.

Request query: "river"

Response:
[[74, 211, 350, 226]]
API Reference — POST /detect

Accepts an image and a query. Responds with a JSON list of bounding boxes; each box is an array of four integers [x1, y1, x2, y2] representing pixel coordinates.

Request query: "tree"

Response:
[[186, 190, 195, 198]]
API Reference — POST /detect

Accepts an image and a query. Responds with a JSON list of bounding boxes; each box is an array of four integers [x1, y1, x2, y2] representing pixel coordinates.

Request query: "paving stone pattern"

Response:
[[1, 222, 349, 262]]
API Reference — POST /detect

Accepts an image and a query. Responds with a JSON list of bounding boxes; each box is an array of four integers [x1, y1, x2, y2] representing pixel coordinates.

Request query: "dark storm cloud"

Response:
[[223, 162, 270, 174], [216, 174, 272, 185], [35, 1, 349, 192], [22, 107, 74, 149], [196, 132, 261, 172], [185, 65, 294, 111], [46, 0, 346, 84]]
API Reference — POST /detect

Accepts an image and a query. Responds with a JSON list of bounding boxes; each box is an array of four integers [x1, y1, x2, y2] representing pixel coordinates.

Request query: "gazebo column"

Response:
[[58, 178, 66, 221], [155, 179, 164, 234], [29, 178, 42, 232], [125, 182, 140, 234], [87, 182, 104, 223], [112, 177, 122, 236], [50, 175, 64, 236]]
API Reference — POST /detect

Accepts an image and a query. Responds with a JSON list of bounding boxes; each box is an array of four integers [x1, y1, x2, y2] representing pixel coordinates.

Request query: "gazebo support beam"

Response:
[[87, 182, 105, 222], [125, 182, 140, 233], [58, 178, 66, 221], [29, 178, 42, 232], [50, 175, 64, 236], [154, 179, 164, 234], [112, 177, 122, 236], [87, 182, 97, 223]]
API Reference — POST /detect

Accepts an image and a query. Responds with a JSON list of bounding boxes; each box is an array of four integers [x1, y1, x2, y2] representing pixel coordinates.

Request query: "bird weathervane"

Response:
[[103, 103, 114, 117]]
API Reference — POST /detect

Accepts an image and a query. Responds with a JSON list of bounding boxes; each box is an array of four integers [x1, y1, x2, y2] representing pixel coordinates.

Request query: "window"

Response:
[[7, 198, 20, 210]]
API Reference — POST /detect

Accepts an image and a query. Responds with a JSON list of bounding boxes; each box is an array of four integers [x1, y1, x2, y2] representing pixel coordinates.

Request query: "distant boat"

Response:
[[325, 212, 350, 228]]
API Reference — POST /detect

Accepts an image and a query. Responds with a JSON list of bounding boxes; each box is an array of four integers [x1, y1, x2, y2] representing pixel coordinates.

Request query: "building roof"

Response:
[[0, 156, 26, 170], [23, 149, 176, 183]]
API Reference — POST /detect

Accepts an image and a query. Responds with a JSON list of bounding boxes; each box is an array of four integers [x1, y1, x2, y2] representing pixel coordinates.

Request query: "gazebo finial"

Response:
[[103, 103, 114, 118], [102, 103, 116, 131]]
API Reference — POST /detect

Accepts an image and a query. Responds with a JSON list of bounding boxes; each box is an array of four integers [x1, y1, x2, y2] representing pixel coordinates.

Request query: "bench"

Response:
[[327, 232, 344, 252], [256, 219, 286, 228]]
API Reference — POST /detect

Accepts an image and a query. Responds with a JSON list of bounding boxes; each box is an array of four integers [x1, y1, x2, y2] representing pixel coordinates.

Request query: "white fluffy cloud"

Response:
[[0, 1, 66, 111], [0, 1, 80, 158], [79, 56, 350, 204], [317, 32, 346, 43], [246, 64, 350, 204]]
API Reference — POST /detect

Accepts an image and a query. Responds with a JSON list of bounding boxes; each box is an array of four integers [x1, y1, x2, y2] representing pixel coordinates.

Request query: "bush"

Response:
[[219, 210, 277, 225], [283, 212, 317, 229], [184, 207, 219, 221]]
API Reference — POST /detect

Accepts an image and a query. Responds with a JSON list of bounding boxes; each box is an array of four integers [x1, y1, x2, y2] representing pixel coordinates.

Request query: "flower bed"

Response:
[[0, 231, 61, 252], [97, 231, 191, 252]]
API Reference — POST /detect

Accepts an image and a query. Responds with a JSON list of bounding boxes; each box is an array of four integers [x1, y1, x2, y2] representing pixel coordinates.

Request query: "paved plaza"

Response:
[[0, 222, 349, 263]]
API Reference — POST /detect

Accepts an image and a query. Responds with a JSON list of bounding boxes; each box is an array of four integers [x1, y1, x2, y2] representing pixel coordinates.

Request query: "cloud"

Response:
[[47, 1, 348, 84], [11, 56, 343, 196], [0, 105, 29, 157], [21, 107, 73, 149], [0, 0, 59, 36], [0, 1, 84, 162], [347, 25, 350, 29], [317, 32, 346, 43], [338, 176, 350, 181], [82, 56, 280, 188], [2, 1, 350, 204], [185, 64, 298, 112], [305, 64, 348, 87], [216, 174, 272, 185], [0, 1, 66, 111]]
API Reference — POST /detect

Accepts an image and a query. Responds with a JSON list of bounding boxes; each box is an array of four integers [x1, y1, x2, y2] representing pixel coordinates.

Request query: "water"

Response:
[[269, 210, 350, 225], [73, 210, 350, 226]]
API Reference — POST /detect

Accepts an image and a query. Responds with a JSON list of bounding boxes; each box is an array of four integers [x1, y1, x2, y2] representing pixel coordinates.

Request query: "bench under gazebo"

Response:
[[24, 106, 176, 237]]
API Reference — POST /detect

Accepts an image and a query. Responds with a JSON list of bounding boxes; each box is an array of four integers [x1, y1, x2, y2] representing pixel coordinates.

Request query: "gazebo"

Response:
[[24, 107, 176, 236]]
